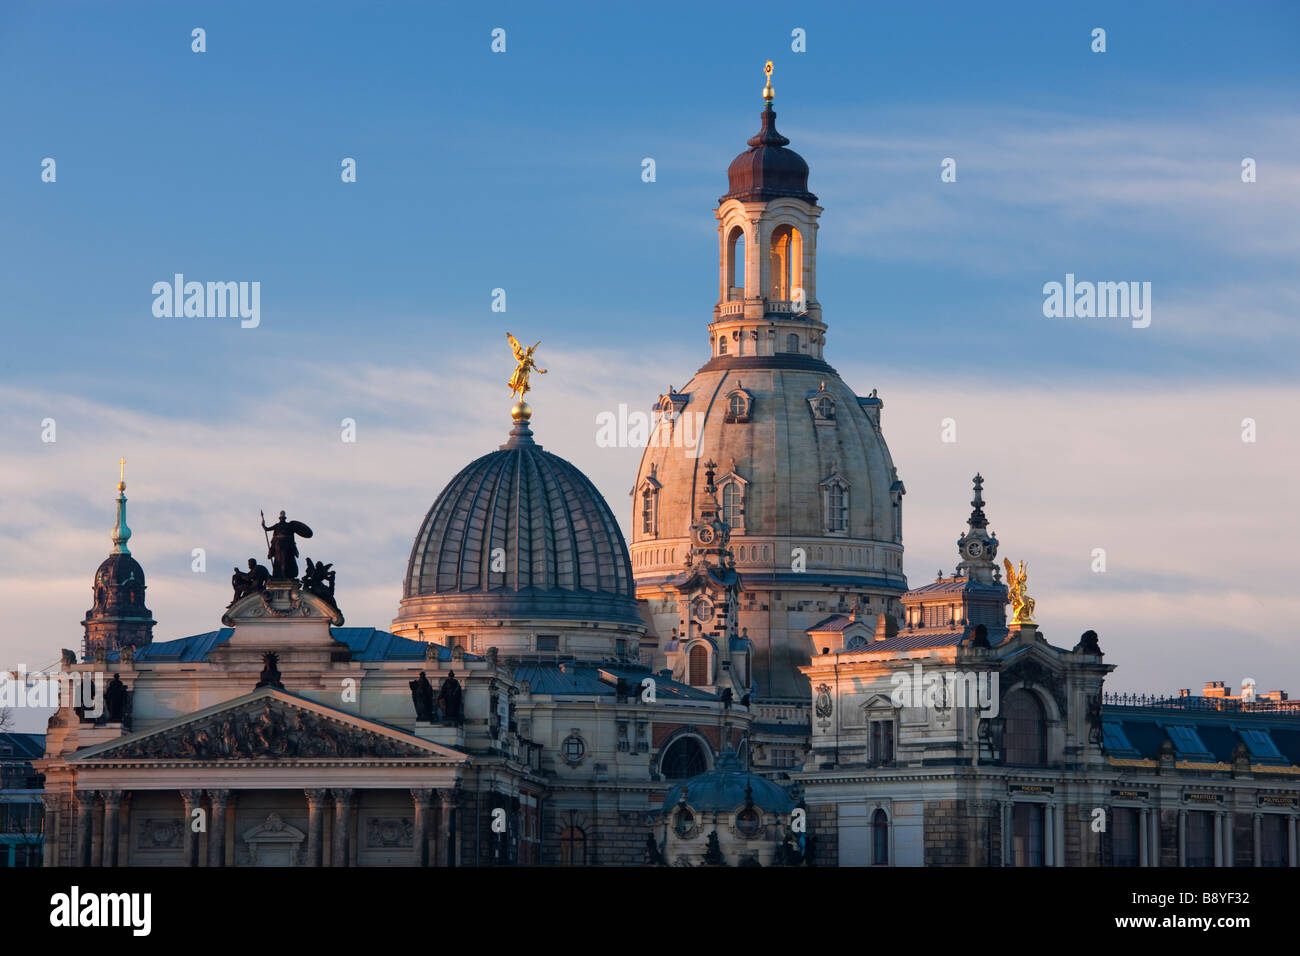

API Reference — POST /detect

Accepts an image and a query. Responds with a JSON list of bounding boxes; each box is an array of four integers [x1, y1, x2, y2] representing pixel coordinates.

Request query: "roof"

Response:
[[0, 733, 46, 761], [130, 627, 473, 664], [904, 577, 1006, 597], [818, 629, 972, 655], [513, 661, 718, 701], [721, 107, 816, 204], [1102, 704, 1300, 767], [661, 752, 796, 814], [397, 413, 640, 626]]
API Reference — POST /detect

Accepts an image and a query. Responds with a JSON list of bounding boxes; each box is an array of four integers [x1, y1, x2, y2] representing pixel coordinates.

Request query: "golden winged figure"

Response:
[[1004, 557, 1036, 625], [506, 332, 547, 399]]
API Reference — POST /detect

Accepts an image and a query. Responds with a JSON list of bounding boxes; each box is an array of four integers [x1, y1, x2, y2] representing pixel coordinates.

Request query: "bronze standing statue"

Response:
[[261, 510, 313, 579]]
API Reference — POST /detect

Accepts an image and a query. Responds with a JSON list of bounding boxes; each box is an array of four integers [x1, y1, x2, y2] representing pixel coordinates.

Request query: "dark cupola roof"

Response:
[[722, 106, 816, 204], [82, 465, 155, 658], [398, 410, 641, 626]]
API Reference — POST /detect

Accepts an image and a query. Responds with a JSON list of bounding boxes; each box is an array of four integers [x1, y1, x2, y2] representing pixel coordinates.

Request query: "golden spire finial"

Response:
[[118, 457, 126, 492], [506, 332, 547, 421], [763, 60, 774, 105]]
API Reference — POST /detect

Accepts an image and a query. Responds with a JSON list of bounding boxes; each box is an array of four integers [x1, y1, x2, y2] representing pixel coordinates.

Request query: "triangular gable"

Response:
[[69, 687, 466, 763]]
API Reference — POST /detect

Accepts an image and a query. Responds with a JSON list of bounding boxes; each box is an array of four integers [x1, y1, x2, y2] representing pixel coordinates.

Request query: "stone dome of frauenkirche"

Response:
[[630, 82, 908, 701], [394, 410, 643, 640]]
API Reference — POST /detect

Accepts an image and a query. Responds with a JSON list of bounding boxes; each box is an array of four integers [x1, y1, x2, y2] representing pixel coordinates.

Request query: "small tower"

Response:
[[956, 474, 1000, 584], [712, 61, 826, 360], [81, 460, 155, 659], [900, 474, 1007, 637]]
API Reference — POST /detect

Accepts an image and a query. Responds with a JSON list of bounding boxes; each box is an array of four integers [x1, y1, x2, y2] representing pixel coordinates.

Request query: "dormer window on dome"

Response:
[[807, 382, 836, 422], [714, 465, 748, 533], [724, 385, 753, 423]]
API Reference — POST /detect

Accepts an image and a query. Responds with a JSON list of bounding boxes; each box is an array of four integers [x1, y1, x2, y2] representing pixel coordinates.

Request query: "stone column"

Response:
[[180, 790, 203, 867], [305, 789, 328, 867], [208, 790, 231, 867], [1177, 809, 1187, 867], [437, 789, 457, 867], [1252, 813, 1262, 867], [1044, 804, 1055, 867], [331, 790, 354, 867], [1148, 808, 1160, 866], [1054, 803, 1065, 866], [74, 791, 95, 867], [1213, 811, 1224, 867], [1137, 808, 1148, 866], [1001, 801, 1012, 867], [411, 789, 434, 867], [1289, 815, 1298, 868], [101, 791, 122, 867], [41, 794, 60, 868]]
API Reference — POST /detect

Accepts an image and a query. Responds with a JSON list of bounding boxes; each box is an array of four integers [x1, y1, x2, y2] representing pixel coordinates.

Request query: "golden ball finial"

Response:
[[763, 60, 774, 103], [511, 401, 532, 422]]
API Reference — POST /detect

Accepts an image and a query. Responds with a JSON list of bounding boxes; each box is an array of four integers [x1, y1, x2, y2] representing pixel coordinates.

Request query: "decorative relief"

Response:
[[98, 699, 430, 760], [366, 817, 414, 848], [136, 818, 184, 850]]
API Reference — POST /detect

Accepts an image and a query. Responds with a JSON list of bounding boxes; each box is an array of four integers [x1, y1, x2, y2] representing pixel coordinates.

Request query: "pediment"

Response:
[[221, 581, 344, 628], [70, 688, 464, 763]]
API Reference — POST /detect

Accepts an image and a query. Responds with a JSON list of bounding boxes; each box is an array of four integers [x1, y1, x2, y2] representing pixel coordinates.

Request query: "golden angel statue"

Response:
[[1003, 557, 1036, 625], [506, 332, 546, 399]]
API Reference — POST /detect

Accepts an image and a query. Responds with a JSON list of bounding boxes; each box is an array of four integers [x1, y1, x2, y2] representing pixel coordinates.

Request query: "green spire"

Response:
[[111, 458, 131, 554]]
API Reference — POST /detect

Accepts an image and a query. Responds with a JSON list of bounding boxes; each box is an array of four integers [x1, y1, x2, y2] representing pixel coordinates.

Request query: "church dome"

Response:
[[396, 412, 641, 629], [722, 107, 816, 204], [662, 751, 795, 814]]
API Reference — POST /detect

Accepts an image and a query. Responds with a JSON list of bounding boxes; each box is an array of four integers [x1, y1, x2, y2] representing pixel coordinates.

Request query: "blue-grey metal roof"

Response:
[[1102, 704, 1300, 766], [0, 733, 46, 761], [661, 752, 796, 814], [129, 627, 470, 664], [513, 662, 718, 700]]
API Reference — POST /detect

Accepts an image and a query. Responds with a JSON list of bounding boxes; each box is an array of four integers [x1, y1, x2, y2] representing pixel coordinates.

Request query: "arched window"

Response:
[[559, 826, 586, 865], [641, 486, 657, 536], [768, 224, 803, 303], [661, 736, 708, 779], [826, 483, 848, 533], [689, 644, 710, 686], [722, 482, 743, 527], [726, 226, 746, 297], [786, 333, 799, 353], [872, 809, 889, 865], [728, 393, 746, 417], [816, 396, 834, 419], [718, 335, 728, 355], [1003, 689, 1047, 766]]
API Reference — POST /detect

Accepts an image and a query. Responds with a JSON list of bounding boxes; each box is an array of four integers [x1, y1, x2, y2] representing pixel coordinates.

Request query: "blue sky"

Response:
[[2, 1, 1298, 726]]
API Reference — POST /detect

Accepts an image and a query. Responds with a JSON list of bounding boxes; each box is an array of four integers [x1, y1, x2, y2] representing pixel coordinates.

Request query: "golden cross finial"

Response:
[[763, 60, 774, 104], [118, 457, 126, 491]]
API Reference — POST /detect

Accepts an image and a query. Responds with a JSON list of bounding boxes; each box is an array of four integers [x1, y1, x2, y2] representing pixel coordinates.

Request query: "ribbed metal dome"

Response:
[[398, 414, 640, 625]]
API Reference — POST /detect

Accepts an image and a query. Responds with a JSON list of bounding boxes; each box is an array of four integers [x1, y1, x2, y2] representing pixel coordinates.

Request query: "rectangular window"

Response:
[[1185, 811, 1214, 866], [870, 720, 895, 766], [1261, 814, 1288, 867], [536, 635, 558, 652], [1111, 808, 1139, 866], [1012, 803, 1045, 867]]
